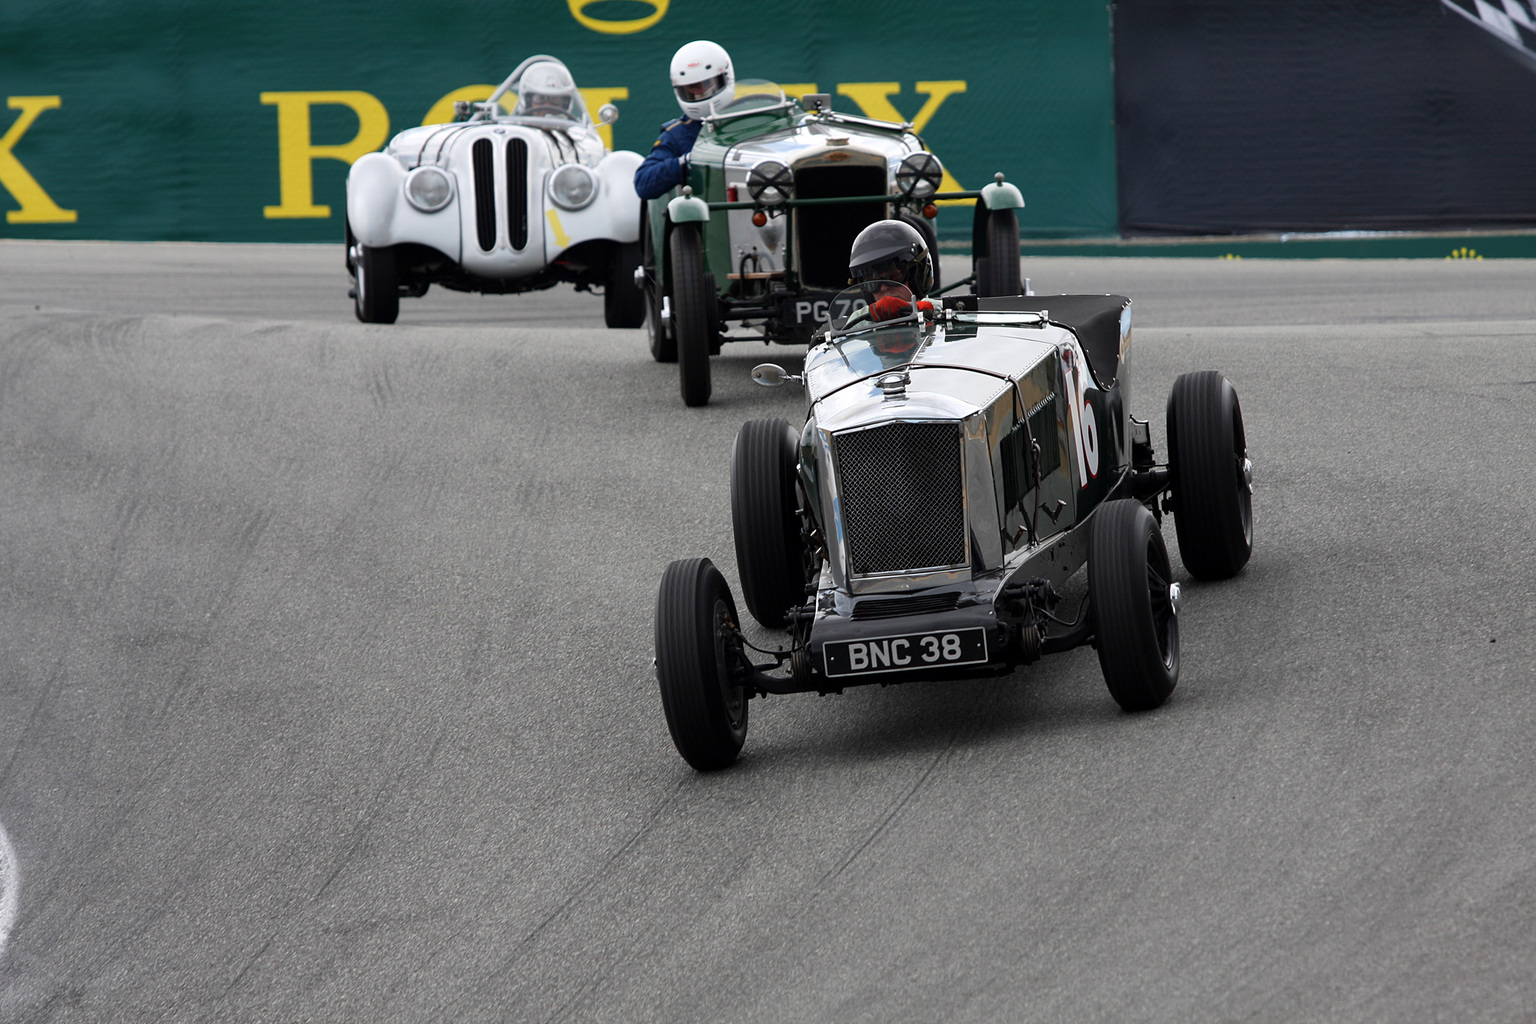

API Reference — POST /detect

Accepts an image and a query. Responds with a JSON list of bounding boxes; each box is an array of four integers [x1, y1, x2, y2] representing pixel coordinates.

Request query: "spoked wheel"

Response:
[[1088, 499, 1180, 712], [604, 240, 646, 328], [731, 418, 808, 628], [655, 558, 749, 770], [354, 244, 399, 324], [973, 207, 1021, 297], [642, 205, 676, 362], [1166, 370, 1253, 580], [669, 223, 714, 406]]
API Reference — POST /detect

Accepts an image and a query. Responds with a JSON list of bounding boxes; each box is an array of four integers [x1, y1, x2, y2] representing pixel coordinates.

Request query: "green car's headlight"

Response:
[[550, 164, 598, 210], [747, 160, 794, 206], [896, 153, 944, 199], [404, 166, 454, 212]]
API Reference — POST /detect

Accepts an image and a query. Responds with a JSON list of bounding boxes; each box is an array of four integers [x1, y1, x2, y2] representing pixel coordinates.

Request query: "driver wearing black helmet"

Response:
[[847, 219, 935, 322]]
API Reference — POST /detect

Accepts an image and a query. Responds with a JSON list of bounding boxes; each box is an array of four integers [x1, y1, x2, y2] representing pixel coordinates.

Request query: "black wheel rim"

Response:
[[1146, 537, 1177, 670], [712, 597, 745, 729]]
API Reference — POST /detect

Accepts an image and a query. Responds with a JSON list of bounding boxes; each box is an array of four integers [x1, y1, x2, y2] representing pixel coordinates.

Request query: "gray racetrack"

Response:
[[1, 241, 1533, 1022]]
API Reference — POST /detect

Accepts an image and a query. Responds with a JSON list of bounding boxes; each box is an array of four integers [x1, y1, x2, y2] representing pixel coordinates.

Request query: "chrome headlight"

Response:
[[549, 164, 598, 210], [746, 160, 794, 206], [896, 152, 944, 199], [404, 166, 454, 212]]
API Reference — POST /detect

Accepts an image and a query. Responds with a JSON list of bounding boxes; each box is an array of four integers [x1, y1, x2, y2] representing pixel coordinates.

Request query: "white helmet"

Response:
[[515, 60, 580, 119], [669, 40, 734, 120]]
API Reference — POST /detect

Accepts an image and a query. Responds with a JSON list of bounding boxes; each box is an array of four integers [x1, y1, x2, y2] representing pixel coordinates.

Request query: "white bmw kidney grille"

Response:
[[470, 137, 530, 252], [835, 421, 967, 576]]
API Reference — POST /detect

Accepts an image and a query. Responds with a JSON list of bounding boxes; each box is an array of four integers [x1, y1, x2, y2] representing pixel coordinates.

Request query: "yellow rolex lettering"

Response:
[[568, 0, 667, 34], [836, 81, 970, 199], [261, 91, 389, 219], [1, 96, 77, 224], [545, 208, 571, 250], [577, 87, 629, 148], [911, 81, 966, 135]]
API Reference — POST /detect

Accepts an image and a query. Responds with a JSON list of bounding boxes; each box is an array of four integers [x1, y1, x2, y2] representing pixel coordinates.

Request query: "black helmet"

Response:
[[848, 219, 933, 300]]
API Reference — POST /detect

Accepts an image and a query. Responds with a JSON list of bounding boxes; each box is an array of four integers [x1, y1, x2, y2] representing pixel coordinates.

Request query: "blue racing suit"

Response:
[[633, 117, 702, 200]]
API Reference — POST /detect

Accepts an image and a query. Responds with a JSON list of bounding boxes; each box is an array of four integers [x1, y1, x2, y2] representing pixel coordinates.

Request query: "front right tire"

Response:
[[731, 418, 808, 628], [668, 223, 713, 406], [354, 244, 399, 324], [655, 558, 749, 771]]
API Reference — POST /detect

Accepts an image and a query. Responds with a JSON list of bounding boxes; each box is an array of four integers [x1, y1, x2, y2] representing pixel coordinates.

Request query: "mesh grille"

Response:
[[836, 422, 966, 575], [472, 138, 496, 252], [506, 138, 528, 251]]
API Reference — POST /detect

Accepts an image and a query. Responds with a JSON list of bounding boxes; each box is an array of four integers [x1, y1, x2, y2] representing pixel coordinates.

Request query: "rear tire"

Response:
[[731, 419, 807, 628], [1166, 370, 1253, 580], [655, 558, 749, 770], [670, 224, 713, 406], [976, 208, 1021, 297], [604, 241, 646, 328], [354, 244, 399, 324], [1088, 499, 1180, 712]]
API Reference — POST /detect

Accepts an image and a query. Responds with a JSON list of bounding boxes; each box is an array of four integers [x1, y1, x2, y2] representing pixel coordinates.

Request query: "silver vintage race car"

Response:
[[642, 82, 1028, 405], [346, 55, 646, 326], [655, 283, 1254, 770]]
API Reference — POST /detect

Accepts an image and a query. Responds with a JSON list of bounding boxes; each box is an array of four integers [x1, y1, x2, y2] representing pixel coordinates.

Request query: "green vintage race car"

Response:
[[639, 82, 1029, 406]]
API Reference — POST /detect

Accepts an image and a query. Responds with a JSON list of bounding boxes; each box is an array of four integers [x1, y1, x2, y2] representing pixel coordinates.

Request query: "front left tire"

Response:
[[655, 558, 749, 771], [973, 206, 1022, 297], [604, 240, 646, 329], [1088, 499, 1180, 712]]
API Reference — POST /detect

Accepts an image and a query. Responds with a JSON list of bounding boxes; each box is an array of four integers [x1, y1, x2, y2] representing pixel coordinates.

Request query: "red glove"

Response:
[[870, 295, 912, 321]]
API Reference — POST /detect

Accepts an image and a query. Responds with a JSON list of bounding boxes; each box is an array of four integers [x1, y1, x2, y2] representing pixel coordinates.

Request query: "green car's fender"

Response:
[[979, 177, 1025, 211], [666, 191, 711, 224]]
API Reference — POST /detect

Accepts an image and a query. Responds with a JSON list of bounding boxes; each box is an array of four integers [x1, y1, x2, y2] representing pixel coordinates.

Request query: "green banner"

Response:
[[0, 0, 1117, 244]]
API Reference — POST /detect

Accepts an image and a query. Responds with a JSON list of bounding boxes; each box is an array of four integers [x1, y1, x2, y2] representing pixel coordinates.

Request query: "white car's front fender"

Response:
[[542, 150, 644, 261], [348, 151, 464, 260], [347, 153, 403, 247]]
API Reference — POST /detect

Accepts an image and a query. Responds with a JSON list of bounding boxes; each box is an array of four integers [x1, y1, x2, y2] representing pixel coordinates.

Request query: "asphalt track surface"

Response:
[[1, 241, 1534, 1022]]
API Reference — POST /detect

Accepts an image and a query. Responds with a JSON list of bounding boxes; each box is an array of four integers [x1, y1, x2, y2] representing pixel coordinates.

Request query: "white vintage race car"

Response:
[[345, 55, 646, 326]]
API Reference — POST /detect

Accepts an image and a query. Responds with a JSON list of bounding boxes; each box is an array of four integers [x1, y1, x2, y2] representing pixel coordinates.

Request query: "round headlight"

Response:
[[549, 164, 598, 210], [404, 166, 454, 212], [896, 152, 944, 199], [746, 160, 794, 206]]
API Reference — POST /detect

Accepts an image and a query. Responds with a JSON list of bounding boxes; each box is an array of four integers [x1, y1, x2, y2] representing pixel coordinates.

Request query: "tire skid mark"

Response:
[[369, 360, 396, 409], [428, 777, 689, 1023], [0, 660, 66, 793], [220, 930, 279, 998], [150, 505, 276, 723], [218, 725, 448, 1003], [821, 739, 958, 885], [236, 508, 273, 557], [310, 727, 447, 904]]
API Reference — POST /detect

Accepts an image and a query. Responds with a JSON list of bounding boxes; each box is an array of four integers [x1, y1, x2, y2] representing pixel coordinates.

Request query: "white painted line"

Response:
[[0, 823, 17, 959]]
